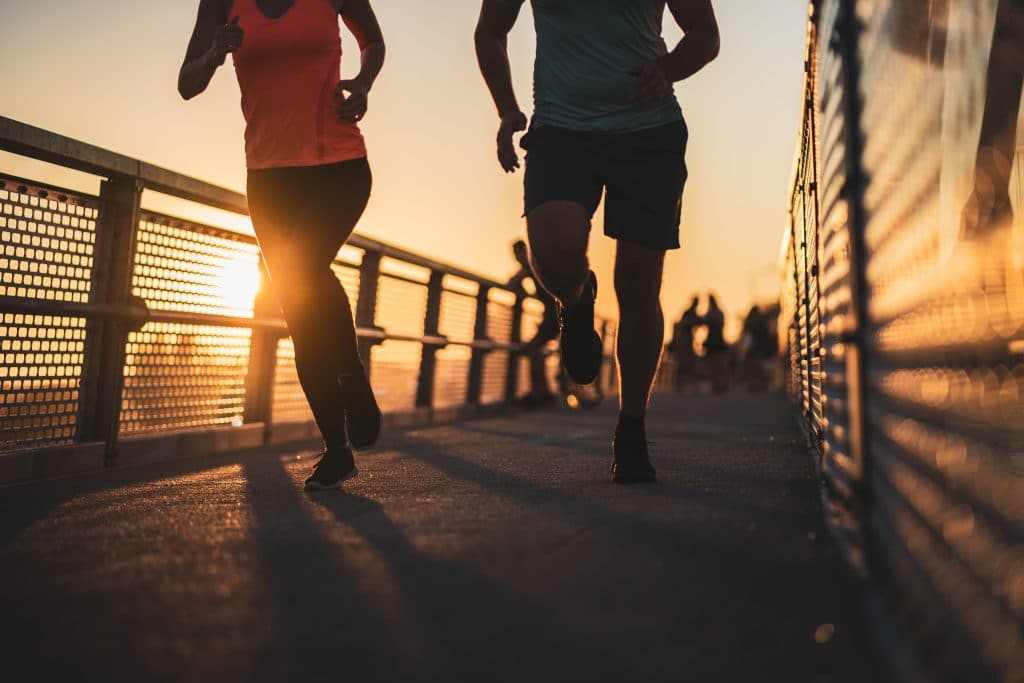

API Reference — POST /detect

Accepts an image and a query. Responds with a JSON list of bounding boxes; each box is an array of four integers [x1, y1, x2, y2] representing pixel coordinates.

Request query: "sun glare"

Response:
[[218, 257, 262, 316]]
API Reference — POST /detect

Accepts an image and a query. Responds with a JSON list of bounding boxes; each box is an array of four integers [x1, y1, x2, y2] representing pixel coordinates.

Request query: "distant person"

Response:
[[507, 240, 559, 407], [476, 0, 720, 483], [890, 0, 1023, 239], [739, 304, 772, 391], [960, 0, 1023, 238], [742, 305, 773, 359], [668, 296, 701, 386], [702, 294, 729, 393], [179, 0, 385, 490]]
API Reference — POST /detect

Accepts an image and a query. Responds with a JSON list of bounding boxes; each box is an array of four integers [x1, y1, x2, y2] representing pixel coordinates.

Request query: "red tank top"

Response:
[[230, 0, 367, 169]]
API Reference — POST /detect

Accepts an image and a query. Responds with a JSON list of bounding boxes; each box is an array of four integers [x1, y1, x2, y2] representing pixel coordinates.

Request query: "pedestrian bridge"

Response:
[[1, 391, 874, 682], [6, 0, 1024, 665], [0, 116, 874, 681]]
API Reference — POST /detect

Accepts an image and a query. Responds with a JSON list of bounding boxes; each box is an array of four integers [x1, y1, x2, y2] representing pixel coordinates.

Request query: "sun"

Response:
[[218, 255, 262, 316]]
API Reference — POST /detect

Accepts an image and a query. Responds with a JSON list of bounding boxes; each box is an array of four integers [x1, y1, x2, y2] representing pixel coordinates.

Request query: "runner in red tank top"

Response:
[[179, 0, 385, 490]]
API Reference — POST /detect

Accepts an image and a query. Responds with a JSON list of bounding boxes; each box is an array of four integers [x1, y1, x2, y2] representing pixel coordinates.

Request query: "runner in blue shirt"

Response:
[[475, 0, 719, 483]]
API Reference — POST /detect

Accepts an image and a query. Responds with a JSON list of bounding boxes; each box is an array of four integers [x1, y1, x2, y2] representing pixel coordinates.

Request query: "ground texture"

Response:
[[0, 391, 878, 682]]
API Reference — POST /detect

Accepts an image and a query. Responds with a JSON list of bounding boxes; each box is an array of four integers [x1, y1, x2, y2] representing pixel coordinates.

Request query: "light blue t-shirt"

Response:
[[499, 0, 683, 133]]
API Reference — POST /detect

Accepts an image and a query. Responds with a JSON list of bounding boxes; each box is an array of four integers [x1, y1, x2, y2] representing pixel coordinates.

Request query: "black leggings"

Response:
[[247, 158, 372, 451]]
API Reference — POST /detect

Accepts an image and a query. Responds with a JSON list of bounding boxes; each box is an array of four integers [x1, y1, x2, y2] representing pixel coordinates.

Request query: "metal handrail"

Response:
[[0, 115, 617, 468], [0, 115, 524, 293], [0, 115, 560, 352]]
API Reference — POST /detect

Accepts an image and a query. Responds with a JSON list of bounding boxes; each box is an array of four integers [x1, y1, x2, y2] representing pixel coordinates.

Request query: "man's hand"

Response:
[[209, 16, 242, 66], [497, 111, 528, 172], [630, 59, 669, 109], [336, 79, 369, 122]]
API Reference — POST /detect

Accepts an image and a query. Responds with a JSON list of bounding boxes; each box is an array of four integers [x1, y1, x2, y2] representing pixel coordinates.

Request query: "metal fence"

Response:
[[781, 1, 1024, 680], [0, 116, 617, 483]]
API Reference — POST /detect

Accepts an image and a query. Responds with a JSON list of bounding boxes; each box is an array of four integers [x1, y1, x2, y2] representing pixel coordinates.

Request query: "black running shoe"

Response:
[[611, 435, 657, 484], [338, 369, 382, 451], [304, 448, 359, 490], [558, 271, 603, 385]]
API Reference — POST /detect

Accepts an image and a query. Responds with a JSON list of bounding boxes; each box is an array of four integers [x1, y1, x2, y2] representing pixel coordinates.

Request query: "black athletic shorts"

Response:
[[521, 120, 688, 250]]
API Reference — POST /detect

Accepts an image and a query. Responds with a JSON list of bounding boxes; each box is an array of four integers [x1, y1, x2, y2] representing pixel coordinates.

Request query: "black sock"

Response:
[[615, 412, 646, 441]]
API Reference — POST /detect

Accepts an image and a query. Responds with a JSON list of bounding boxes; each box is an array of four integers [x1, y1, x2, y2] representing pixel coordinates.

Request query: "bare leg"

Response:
[[614, 242, 666, 416], [525, 201, 592, 306]]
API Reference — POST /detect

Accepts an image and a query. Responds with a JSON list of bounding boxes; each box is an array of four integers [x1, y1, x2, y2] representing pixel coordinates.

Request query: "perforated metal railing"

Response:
[[0, 116, 617, 481], [0, 178, 96, 451], [121, 213, 261, 435], [781, 1, 1024, 681]]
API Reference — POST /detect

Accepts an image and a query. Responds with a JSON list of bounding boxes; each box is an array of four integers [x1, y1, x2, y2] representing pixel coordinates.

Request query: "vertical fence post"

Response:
[[836, 0, 872, 489], [75, 176, 143, 464], [415, 270, 444, 409], [242, 263, 280, 440], [799, 173, 815, 427], [466, 285, 491, 405], [355, 249, 382, 371], [504, 293, 524, 402]]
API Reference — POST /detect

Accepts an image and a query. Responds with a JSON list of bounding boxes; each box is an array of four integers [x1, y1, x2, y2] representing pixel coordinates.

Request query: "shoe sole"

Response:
[[304, 466, 360, 491], [561, 273, 602, 385], [561, 332, 603, 385], [339, 372, 382, 452], [346, 414, 381, 453]]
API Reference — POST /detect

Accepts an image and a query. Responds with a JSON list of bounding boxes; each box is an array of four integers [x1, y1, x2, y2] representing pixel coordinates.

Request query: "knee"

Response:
[[264, 250, 321, 315], [529, 244, 586, 284], [526, 203, 591, 281]]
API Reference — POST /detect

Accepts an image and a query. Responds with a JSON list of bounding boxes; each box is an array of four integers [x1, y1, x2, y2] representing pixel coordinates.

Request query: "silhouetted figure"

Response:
[[508, 240, 559, 407], [961, 0, 1024, 238], [743, 305, 774, 359], [739, 305, 772, 391], [668, 296, 701, 387], [476, 0, 720, 484], [179, 0, 386, 490], [702, 294, 729, 394], [889, 0, 1023, 238]]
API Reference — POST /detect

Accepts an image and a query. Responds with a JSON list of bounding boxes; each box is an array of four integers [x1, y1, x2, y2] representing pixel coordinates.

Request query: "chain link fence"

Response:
[[781, 1, 1024, 680]]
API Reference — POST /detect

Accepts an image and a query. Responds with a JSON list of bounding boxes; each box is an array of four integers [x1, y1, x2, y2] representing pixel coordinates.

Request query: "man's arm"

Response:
[[633, 0, 720, 108], [475, 0, 529, 172], [664, 0, 720, 81]]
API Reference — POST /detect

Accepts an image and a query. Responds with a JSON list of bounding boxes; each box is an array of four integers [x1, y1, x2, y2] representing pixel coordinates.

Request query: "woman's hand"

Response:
[[336, 79, 369, 122], [209, 16, 243, 66]]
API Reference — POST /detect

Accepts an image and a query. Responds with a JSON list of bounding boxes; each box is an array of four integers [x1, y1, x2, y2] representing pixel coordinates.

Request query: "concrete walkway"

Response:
[[0, 391, 877, 682]]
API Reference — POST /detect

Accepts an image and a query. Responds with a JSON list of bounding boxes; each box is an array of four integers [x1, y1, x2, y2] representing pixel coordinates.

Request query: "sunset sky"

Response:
[[1, 0, 808, 336]]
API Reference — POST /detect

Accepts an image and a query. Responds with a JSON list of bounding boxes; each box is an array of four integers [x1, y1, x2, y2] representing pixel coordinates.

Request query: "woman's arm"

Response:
[[335, 0, 386, 122], [178, 0, 241, 100]]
